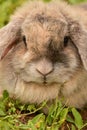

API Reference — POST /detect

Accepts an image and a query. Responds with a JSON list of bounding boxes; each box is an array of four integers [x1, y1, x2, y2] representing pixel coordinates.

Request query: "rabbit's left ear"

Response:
[[69, 21, 87, 70], [0, 19, 23, 60]]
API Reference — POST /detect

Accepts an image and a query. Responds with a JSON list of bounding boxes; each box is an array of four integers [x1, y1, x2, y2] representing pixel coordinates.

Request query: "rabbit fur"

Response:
[[0, 1, 87, 108]]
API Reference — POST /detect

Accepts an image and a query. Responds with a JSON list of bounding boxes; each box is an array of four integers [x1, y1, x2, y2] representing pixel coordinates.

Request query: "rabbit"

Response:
[[0, 0, 87, 109]]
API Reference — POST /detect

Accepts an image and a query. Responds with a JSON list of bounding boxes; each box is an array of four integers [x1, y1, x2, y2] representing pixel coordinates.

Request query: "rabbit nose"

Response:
[[36, 58, 54, 76], [36, 67, 53, 76]]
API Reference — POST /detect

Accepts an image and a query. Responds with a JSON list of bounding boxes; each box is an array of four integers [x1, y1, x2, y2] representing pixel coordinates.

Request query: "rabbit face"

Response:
[[11, 13, 82, 86]]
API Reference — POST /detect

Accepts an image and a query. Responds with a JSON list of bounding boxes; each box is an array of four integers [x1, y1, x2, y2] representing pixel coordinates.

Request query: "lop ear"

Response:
[[69, 21, 87, 70], [0, 19, 23, 60]]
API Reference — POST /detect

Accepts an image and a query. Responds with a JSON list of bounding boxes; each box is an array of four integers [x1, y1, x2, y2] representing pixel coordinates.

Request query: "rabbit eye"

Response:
[[64, 36, 69, 47], [23, 35, 27, 47]]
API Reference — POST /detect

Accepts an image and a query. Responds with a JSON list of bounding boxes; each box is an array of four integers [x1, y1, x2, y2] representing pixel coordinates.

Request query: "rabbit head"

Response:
[[0, 1, 87, 106]]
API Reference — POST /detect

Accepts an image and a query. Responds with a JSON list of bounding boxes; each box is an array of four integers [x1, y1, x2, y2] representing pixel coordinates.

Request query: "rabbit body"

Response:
[[0, 1, 87, 108]]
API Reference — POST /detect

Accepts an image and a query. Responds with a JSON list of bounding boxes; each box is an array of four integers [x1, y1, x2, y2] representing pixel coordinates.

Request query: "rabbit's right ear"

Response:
[[0, 19, 23, 60]]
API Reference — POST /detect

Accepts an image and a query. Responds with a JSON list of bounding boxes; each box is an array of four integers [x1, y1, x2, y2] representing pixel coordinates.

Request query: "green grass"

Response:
[[0, 0, 26, 27], [0, 90, 87, 130]]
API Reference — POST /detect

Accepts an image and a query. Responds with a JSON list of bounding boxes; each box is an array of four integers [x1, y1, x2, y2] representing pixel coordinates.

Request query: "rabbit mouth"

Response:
[[20, 74, 63, 86], [23, 80, 61, 86]]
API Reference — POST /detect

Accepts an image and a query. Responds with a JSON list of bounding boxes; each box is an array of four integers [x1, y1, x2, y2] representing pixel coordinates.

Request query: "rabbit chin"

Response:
[[14, 78, 62, 104]]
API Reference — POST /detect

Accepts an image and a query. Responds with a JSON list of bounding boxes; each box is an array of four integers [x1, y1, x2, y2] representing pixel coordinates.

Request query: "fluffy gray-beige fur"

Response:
[[0, 1, 87, 109]]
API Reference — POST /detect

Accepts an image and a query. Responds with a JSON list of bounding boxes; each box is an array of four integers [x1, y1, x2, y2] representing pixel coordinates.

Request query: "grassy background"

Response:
[[0, 0, 87, 27]]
